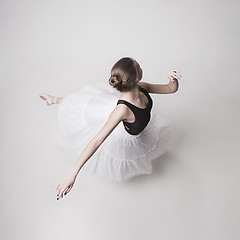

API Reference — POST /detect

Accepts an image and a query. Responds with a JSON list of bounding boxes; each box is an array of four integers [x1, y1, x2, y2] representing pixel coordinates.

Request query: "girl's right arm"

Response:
[[56, 104, 128, 200], [70, 104, 128, 176]]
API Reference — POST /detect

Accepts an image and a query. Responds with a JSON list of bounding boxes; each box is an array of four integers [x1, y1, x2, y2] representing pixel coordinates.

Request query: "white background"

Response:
[[1, 0, 240, 239]]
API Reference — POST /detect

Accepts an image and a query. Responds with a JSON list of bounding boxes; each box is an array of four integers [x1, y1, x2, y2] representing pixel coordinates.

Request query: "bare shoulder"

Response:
[[114, 103, 129, 118], [93, 104, 128, 145], [105, 104, 129, 124]]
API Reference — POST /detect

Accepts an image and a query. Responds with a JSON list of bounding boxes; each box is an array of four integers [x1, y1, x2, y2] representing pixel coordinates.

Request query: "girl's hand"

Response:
[[168, 69, 182, 83], [56, 170, 77, 200]]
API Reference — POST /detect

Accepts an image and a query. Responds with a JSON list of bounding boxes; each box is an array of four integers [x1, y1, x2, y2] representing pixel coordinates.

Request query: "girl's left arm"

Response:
[[56, 104, 128, 200], [139, 69, 182, 94]]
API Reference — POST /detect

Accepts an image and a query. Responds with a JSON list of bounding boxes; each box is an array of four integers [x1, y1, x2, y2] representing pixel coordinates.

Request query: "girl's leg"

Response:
[[39, 94, 63, 105], [56, 97, 63, 104]]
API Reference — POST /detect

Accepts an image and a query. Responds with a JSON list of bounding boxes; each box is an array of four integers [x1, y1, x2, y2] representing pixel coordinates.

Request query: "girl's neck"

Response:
[[120, 85, 141, 101]]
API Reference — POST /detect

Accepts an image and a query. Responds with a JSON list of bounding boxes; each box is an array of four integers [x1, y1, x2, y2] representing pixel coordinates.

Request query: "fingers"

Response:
[[172, 69, 182, 78], [168, 69, 182, 82], [56, 184, 73, 200], [57, 188, 64, 200], [168, 73, 176, 82], [63, 185, 73, 197], [56, 183, 64, 200], [57, 187, 61, 200], [56, 173, 76, 200], [169, 71, 180, 79], [62, 187, 69, 197], [65, 185, 72, 194], [56, 184, 60, 200], [58, 185, 66, 199]]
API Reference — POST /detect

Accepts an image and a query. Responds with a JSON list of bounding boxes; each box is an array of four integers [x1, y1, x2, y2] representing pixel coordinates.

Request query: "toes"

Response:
[[40, 95, 46, 101]]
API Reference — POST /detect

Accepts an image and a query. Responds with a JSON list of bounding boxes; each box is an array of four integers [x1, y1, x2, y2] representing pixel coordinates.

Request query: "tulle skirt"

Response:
[[57, 81, 173, 182]]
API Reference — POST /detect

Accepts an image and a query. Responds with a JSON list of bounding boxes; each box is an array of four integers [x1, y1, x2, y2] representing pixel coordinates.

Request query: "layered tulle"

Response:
[[57, 82, 173, 182]]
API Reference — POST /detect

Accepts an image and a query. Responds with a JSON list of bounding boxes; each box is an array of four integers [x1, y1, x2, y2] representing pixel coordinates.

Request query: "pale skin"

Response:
[[56, 65, 182, 200]]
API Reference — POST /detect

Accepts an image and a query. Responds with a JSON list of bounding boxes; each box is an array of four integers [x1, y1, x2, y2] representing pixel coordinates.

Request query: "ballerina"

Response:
[[39, 57, 182, 200]]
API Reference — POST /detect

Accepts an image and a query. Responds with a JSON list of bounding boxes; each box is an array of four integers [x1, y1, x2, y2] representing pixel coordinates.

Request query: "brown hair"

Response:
[[109, 57, 142, 92]]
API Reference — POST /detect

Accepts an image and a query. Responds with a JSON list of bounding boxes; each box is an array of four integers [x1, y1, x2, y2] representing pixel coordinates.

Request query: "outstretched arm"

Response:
[[71, 105, 128, 175], [139, 69, 182, 94], [56, 104, 128, 200]]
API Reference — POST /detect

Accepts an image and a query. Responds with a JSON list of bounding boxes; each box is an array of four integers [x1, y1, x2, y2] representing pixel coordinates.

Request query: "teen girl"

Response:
[[39, 57, 182, 200]]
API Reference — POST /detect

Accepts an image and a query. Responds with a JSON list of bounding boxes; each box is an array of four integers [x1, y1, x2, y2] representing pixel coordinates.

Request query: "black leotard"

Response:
[[117, 86, 153, 135]]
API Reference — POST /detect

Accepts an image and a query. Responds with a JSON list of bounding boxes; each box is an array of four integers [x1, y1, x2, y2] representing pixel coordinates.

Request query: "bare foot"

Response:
[[39, 94, 63, 106]]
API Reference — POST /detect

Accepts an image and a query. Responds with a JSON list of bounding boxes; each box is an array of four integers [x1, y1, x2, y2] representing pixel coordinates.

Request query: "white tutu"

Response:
[[57, 81, 173, 182]]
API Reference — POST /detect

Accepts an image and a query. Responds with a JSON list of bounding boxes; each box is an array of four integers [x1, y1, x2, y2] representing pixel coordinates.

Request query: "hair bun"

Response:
[[109, 74, 122, 87]]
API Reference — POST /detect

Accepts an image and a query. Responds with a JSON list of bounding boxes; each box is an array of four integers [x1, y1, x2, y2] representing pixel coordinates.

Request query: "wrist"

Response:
[[167, 83, 173, 92], [168, 80, 178, 92], [70, 167, 79, 177]]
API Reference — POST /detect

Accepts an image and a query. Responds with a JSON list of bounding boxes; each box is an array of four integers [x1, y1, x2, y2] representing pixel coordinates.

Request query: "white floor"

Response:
[[1, 1, 240, 240]]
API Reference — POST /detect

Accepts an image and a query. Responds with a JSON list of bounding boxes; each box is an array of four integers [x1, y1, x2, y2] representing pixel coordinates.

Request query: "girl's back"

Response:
[[40, 57, 181, 199]]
